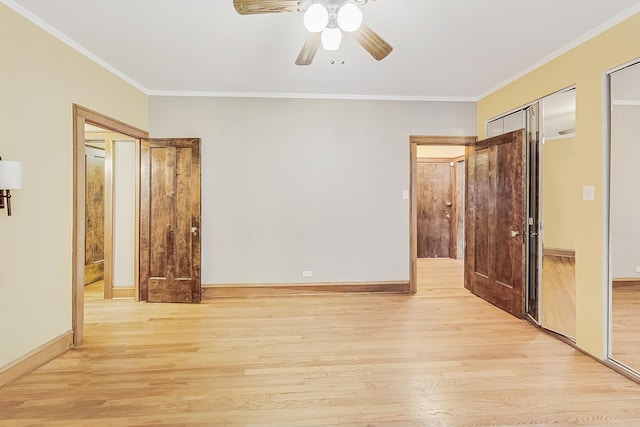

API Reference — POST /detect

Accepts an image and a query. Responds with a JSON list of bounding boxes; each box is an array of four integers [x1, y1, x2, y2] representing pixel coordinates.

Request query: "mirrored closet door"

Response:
[[485, 90, 577, 338], [539, 89, 577, 339], [609, 60, 640, 373]]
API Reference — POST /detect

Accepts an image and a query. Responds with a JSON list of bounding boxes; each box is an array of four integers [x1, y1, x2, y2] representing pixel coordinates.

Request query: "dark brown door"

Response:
[[140, 138, 201, 303], [465, 130, 526, 317], [417, 160, 455, 258]]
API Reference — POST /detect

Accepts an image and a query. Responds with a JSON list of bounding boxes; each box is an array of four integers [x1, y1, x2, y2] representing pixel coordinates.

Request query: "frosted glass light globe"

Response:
[[321, 27, 342, 50], [337, 3, 363, 32], [304, 4, 329, 32]]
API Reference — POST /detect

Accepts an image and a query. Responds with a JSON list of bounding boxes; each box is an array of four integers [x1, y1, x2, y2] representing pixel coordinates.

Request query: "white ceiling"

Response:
[[5, 0, 640, 100]]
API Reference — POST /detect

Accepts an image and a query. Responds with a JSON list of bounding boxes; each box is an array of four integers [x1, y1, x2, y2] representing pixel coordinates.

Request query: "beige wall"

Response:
[[113, 140, 137, 288], [542, 137, 576, 251], [417, 145, 466, 159], [0, 5, 147, 367], [478, 12, 640, 358]]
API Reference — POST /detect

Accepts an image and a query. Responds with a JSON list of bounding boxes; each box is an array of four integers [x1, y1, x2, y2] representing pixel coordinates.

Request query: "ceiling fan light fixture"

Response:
[[337, 3, 363, 32], [321, 27, 342, 50], [304, 4, 329, 32]]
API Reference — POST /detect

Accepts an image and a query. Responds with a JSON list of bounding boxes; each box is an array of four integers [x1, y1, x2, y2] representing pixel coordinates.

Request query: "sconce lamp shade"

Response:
[[0, 160, 23, 190]]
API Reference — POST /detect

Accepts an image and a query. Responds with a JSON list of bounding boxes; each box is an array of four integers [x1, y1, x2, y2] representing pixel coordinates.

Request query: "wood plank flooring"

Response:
[[2, 259, 640, 426], [541, 255, 576, 338], [612, 283, 640, 372]]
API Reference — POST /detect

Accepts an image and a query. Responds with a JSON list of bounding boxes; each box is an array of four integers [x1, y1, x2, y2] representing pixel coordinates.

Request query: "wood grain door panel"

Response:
[[417, 161, 455, 258], [473, 149, 490, 277], [140, 138, 201, 303], [465, 130, 526, 317], [84, 146, 105, 285]]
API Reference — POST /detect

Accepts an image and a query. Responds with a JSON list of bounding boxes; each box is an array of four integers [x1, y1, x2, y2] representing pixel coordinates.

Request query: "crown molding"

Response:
[[2, 0, 148, 94], [146, 90, 478, 103], [612, 100, 640, 106]]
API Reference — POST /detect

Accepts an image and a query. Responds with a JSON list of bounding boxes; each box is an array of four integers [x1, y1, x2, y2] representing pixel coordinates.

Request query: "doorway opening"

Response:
[[416, 146, 465, 260], [409, 136, 476, 293], [84, 124, 138, 300], [73, 105, 148, 346]]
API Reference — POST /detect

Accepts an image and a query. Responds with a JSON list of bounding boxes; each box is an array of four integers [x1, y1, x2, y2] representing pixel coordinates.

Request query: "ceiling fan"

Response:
[[233, 0, 393, 66]]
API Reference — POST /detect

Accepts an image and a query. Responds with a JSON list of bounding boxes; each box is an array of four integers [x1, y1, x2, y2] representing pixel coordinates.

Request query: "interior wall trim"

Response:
[[0, 330, 73, 388], [111, 287, 135, 298], [410, 136, 477, 146], [203, 281, 410, 297], [612, 278, 640, 286], [543, 248, 576, 258], [416, 157, 458, 163]]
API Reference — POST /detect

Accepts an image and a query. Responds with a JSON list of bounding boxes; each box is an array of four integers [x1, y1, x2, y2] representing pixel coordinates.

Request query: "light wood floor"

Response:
[[2, 259, 640, 426], [541, 255, 576, 338], [612, 283, 640, 372]]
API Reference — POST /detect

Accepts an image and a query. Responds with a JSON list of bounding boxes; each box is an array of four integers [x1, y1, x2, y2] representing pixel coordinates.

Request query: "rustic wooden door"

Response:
[[140, 138, 201, 303], [417, 160, 455, 258], [84, 145, 106, 285], [465, 130, 526, 317]]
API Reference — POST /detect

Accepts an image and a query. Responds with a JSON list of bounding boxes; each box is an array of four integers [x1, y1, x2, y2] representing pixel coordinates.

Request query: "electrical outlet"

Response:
[[636, 267, 640, 273], [302, 271, 312, 277]]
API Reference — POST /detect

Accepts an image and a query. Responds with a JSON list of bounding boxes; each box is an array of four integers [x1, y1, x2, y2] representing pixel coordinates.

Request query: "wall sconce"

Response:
[[0, 157, 23, 216]]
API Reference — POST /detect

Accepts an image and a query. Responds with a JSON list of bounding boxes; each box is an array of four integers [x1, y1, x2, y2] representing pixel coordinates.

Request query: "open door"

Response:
[[84, 145, 106, 285], [140, 138, 201, 303], [465, 129, 526, 317]]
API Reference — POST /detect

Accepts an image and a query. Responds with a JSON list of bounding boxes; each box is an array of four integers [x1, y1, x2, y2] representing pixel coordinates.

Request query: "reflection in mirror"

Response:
[[540, 89, 576, 339], [485, 91, 576, 334], [610, 61, 640, 373]]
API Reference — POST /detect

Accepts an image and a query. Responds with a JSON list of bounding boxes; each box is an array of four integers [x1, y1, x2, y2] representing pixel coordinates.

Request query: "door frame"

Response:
[[72, 104, 148, 346], [409, 135, 477, 293]]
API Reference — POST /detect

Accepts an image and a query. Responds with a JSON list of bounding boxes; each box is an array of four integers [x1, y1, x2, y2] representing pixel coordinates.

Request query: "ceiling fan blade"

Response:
[[351, 24, 393, 61], [233, 0, 301, 15], [295, 32, 321, 66]]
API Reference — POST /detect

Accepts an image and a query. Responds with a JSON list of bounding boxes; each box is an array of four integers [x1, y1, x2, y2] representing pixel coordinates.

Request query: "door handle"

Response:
[[510, 230, 520, 238], [191, 226, 198, 235]]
